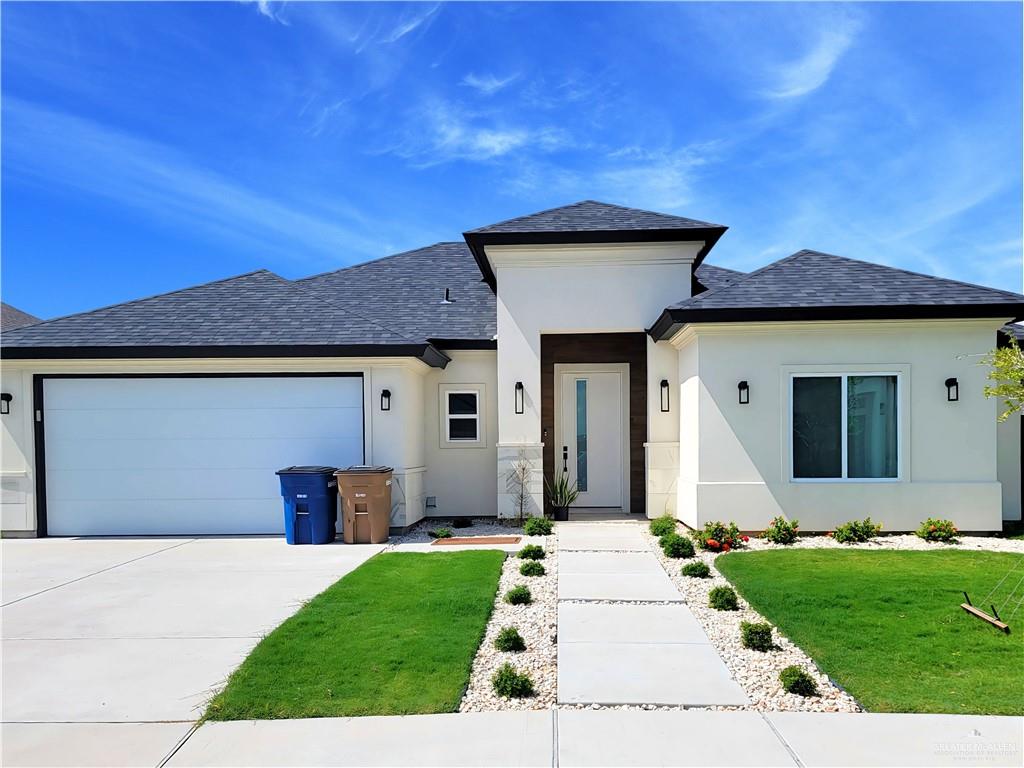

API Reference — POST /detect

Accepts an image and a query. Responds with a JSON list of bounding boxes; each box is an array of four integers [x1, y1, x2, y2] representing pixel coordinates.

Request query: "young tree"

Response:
[[984, 336, 1024, 421]]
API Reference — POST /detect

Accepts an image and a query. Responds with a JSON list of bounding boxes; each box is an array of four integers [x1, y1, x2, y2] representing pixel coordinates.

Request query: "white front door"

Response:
[[557, 367, 627, 508]]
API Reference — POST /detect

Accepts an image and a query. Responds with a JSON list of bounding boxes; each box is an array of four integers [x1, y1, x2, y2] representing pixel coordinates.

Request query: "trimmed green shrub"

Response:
[[504, 585, 532, 605], [916, 518, 958, 543], [779, 666, 819, 696], [762, 516, 799, 545], [452, 517, 473, 529], [519, 560, 546, 577], [649, 514, 677, 538], [660, 533, 695, 559], [681, 560, 711, 578], [517, 544, 546, 560], [709, 585, 739, 611], [740, 621, 774, 651], [693, 521, 748, 552], [523, 517, 554, 536], [831, 517, 882, 543], [491, 663, 535, 698], [428, 527, 453, 539], [493, 626, 526, 652]]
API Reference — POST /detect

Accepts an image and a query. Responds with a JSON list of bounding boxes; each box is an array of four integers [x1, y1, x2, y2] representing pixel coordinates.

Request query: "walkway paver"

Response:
[[1, 722, 194, 768], [555, 521, 748, 707]]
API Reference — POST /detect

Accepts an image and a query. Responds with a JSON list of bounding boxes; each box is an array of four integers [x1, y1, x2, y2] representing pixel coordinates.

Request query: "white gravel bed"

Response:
[[643, 526, 863, 713], [744, 532, 1024, 554], [384, 517, 533, 549], [459, 529, 557, 712]]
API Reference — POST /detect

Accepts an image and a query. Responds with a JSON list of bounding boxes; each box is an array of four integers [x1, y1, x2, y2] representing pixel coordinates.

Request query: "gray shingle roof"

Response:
[[693, 263, 744, 292], [466, 200, 723, 234], [650, 249, 1024, 339], [298, 242, 496, 344], [1, 303, 41, 332]]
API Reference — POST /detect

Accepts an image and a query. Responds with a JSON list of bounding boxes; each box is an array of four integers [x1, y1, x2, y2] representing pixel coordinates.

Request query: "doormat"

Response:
[[431, 536, 522, 546]]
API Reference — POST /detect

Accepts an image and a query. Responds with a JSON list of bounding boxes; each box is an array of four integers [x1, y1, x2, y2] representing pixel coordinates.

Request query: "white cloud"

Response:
[[3, 99, 381, 262], [380, 3, 441, 44], [250, 0, 289, 26], [760, 15, 862, 100], [461, 72, 519, 96]]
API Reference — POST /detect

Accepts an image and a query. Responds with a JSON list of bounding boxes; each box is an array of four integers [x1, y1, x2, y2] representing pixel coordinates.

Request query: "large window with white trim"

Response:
[[791, 374, 899, 480]]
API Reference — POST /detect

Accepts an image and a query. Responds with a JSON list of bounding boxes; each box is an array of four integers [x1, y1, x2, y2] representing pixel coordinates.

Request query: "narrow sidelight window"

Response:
[[575, 379, 588, 492], [792, 374, 899, 480]]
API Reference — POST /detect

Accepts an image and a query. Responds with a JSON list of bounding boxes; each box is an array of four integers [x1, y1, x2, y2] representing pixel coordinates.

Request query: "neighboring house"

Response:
[[1, 200, 1022, 537], [1, 303, 41, 332]]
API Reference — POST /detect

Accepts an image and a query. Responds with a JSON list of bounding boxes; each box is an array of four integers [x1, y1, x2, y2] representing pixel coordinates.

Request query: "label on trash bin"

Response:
[[296, 493, 308, 498], [355, 493, 366, 498]]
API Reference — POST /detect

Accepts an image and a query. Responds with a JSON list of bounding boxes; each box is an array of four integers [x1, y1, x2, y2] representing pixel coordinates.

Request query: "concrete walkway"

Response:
[[556, 521, 747, 706], [165, 710, 1024, 767]]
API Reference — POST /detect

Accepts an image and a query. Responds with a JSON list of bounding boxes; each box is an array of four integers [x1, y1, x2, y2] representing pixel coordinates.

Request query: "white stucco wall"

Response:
[[0, 356, 432, 534], [996, 411, 1021, 522], [671, 319, 1008, 532], [423, 350, 498, 518]]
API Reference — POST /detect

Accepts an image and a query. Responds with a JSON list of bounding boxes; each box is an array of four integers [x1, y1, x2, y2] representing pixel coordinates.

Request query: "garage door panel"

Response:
[[46, 499, 285, 536], [43, 376, 364, 536], [46, 436, 364, 471]]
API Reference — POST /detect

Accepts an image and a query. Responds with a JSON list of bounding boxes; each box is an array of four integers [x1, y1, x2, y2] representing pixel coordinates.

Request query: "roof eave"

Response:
[[648, 303, 1024, 341], [464, 226, 728, 294], [0, 343, 453, 368]]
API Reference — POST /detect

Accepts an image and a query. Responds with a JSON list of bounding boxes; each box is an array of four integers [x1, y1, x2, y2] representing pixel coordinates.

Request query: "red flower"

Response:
[[741, 535, 750, 542], [929, 525, 937, 532], [722, 542, 731, 552], [706, 538, 720, 549]]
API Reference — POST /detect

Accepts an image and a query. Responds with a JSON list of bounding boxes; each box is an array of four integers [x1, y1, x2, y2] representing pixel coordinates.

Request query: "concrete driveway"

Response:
[[1, 536, 383, 767]]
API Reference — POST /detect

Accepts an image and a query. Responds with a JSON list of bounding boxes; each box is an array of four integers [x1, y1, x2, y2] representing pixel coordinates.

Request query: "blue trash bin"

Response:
[[276, 466, 338, 545]]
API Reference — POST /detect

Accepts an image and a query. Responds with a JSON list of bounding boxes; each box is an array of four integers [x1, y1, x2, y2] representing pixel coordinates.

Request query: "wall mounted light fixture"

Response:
[[380, 389, 391, 411], [514, 381, 524, 414], [0, 393, 11, 415], [738, 380, 750, 405], [945, 377, 959, 402], [660, 379, 670, 412]]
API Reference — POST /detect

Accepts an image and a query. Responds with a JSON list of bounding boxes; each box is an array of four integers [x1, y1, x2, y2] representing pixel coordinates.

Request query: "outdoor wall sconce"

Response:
[[738, 380, 750, 405], [0, 393, 11, 415], [380, 389, 391, 411], [945, 377, 959, 402], [514, 381, 524, 414], [660, 379, 670, 412]]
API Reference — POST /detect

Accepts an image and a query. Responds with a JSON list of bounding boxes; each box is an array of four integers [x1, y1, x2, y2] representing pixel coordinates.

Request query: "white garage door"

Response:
[[42, 375, 364, 536]]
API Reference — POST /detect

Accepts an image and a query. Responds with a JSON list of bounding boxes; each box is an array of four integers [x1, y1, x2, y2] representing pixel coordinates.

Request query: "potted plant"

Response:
[[545, 472, 579, 521]]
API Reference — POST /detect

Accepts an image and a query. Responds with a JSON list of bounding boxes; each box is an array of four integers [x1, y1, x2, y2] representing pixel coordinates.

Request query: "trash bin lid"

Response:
[[335, 465, 393, 474], [276, 466, 338, 475]]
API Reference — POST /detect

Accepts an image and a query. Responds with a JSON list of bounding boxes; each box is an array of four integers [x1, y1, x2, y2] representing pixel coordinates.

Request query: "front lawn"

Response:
[[205, 550, 505, 720], [716, 549, 1024, 715]]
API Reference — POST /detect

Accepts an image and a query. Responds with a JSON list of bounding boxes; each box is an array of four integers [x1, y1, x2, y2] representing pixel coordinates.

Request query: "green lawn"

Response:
[[205, 550, 505, 720], [716, 549, 1024, 715]]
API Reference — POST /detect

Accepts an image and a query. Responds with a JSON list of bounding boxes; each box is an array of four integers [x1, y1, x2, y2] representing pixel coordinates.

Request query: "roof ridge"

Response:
[[296, 242, 467, 283], [1, 269, 284, 336], [464, 200, 597, 233]]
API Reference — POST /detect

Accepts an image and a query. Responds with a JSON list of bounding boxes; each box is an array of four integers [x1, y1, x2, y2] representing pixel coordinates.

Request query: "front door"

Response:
[[557, 366, 627, 508]]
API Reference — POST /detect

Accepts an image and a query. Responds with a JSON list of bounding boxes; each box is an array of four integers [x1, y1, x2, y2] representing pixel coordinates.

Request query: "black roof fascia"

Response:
[[429, 338, 498, 350], [648, 303, 1024, 341], [464, 226, 728, 292], [1, 343, 452, 368]]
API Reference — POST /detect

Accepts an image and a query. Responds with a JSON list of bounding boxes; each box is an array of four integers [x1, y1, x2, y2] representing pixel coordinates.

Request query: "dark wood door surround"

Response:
[[541, 333, 647, 516]]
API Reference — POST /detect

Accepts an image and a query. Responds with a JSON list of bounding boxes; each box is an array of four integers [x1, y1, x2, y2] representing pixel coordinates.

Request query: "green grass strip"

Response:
[[716, 549, 1024, 715], [205, 550, 505, 720]]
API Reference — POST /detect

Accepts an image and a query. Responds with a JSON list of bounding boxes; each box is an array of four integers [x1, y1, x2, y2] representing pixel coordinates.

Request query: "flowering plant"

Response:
[[762, 516, 799, 545], [916, 518, 958, 543], [693, 521, 745, 551]]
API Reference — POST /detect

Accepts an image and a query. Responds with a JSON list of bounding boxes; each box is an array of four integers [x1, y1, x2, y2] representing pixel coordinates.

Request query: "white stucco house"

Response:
[[2, 201, 1022, 537]]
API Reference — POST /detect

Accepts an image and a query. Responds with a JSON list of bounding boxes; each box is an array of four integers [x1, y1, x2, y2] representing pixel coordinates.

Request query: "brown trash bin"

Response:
[[335, 466, 393, 544]]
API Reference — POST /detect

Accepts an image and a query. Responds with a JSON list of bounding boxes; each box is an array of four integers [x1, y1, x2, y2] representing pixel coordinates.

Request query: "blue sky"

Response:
[[2, 1, 1021, 319]]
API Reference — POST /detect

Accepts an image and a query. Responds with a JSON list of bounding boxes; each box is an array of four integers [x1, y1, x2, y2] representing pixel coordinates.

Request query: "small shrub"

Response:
[[709, 586, 739, 611], [779, 666, 818, 696], [916, 517, 958, 543], [451, 517, 473, 529], [660, 533, 695, 559], [491, 663, 534, 698], [519, 560, 546, 577], [517, 544, 546, 560], [740, 621, 774, 651], [762, 516, 799, 545], [681, 560, 711, 578], [504, 585, 532, 605], [493, 626, 526, 652], [523, 517, 553, 536], [649, 514, 677, 538], [693, 521, 748, 552], [428, 527, 452, 539], [832, 517, 882, 544]]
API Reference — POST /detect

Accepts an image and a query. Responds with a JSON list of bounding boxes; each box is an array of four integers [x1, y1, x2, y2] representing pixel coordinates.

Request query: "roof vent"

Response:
[[441, 288, 455, 304]]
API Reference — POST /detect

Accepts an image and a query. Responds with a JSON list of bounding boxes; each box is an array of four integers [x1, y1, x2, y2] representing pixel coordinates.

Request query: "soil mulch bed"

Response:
[[432, 536, 522, 546]]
